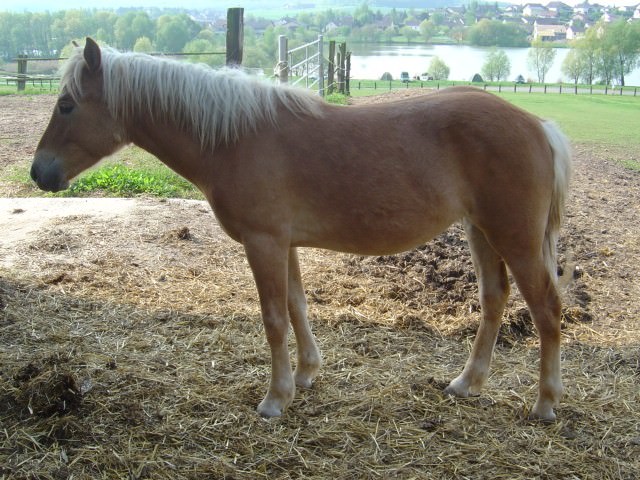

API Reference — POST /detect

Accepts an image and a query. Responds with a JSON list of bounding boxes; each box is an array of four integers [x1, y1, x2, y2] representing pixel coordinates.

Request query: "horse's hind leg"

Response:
[[445, 220, 510, 397], [288, 248, 322, 388], [507, 257, 563, 421]]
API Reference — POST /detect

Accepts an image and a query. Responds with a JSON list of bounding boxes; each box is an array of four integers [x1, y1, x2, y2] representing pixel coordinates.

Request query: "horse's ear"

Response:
[[83, 37, 101, 73]]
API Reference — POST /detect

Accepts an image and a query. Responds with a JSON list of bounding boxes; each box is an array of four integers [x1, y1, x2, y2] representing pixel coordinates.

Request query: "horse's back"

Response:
[[240, 88, 555, 254]]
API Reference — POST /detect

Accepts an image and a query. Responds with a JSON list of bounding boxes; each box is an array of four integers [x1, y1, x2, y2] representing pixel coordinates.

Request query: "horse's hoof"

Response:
[[257, 401, 284, 418], [294, 371, 315, 389], [443, 378, 471, 398], [529, 403, 557, 423]]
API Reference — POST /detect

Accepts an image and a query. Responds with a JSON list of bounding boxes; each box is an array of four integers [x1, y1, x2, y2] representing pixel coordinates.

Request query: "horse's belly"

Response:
[[293, 206, 460, 256]]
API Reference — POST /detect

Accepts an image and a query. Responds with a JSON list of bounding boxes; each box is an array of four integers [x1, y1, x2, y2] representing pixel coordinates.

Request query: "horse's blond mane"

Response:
[[60, 46, 324, 150]]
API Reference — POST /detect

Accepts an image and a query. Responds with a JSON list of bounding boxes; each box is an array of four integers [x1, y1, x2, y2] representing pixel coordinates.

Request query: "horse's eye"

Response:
[[58, 102, 74, 115]]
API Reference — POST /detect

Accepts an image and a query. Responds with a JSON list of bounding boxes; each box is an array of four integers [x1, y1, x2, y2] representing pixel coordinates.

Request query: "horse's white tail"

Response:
[[541, 120, 572, 283]]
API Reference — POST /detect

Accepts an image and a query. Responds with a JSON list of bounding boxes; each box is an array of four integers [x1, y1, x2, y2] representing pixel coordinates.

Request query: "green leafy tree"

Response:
[[133, 36, 153, 53], [467, 19, 528, 47], [561, 47, 587, 85], [115, 11, 154, 50], [183, 38, 224, 67], [354, 2, 375, 27], [155, 14, 200, 53], [481, 48, 511, 81], [572, 32, 599, 84], [382, 26, 397, 42], [419, 19, 437, 43], [93, 11, 117, 46], [527, 38, 557, 82], [429, 56, 450, 80], [400, 25, 419, 43], [604, 20, 640, 86]]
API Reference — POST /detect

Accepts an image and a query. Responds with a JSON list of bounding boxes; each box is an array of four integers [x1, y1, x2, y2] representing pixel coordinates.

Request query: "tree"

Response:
[[572, 32, 599, 84], [419, 19, 437, 43], [354, 2, 375, 27], [527, 38, 556, 83], [381, 26, 396, 43], [133, 36, 153, 53], [481, 48, 511, 81], [467, 19, 528, 47], [115, 11, 154, 50], [155, 14, 199, 53], [183, 38, 224, 67], [429, 56, 450, 80], [450, 25, 466, 45], [400, 26, 419, 43], [603, 20, 640, 86], [561, 47, 587, 85]]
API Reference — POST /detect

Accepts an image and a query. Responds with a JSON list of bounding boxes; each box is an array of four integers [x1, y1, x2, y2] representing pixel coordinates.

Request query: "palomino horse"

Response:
[[32, 38, 571, 420]]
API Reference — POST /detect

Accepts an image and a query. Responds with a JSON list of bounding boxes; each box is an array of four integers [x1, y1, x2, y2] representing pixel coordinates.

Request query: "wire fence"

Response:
[[350, 79, 640, 97]]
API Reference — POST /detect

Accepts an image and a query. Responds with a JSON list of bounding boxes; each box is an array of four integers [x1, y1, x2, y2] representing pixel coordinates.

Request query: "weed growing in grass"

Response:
[[621, 159, 640, 172], [326, 93, 349, 105], [61, 164, 199, 198]]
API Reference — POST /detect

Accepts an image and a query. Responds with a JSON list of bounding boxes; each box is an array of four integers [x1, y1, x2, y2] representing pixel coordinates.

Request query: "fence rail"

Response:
[[351, 80, 640, 97]]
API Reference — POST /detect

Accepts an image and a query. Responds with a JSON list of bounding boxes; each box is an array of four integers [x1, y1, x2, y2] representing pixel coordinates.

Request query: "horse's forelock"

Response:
[[59, 46, 87, 102]]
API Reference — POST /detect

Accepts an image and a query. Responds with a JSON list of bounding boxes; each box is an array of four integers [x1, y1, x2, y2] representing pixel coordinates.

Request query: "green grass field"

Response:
[[27, 89, 640, 197], [495, 93, 640, 148]]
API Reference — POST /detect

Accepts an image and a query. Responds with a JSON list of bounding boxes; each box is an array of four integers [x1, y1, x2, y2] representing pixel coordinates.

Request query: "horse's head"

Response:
[[31, 38, 127, 192]]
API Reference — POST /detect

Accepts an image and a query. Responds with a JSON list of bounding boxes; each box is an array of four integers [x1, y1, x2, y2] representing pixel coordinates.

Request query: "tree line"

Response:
[[1, 7, 638, 86]]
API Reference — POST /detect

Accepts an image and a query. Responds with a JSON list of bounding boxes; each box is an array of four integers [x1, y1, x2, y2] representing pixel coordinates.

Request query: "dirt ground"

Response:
[[1, 92, 639, 479]]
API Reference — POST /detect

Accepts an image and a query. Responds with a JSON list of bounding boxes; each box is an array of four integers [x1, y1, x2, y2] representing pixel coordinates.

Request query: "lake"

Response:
[[348, 43, 640, 86]]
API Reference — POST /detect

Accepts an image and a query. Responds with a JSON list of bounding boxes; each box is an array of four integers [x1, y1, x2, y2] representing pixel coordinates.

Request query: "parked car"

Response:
[[400, 71, 410, 83], [420, 73, 433, 81]]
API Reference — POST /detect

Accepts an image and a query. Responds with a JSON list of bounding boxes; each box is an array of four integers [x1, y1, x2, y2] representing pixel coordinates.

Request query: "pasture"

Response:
[[1, 91, 639, 479]]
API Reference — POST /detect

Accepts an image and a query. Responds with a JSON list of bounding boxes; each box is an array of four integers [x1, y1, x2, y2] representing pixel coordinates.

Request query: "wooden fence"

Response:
[[275, 35, 352, 97], [2, 7, 244, 92]]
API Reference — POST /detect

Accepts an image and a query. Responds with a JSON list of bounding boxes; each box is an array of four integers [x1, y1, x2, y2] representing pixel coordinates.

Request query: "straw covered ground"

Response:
[[1, 93, 639, 479]]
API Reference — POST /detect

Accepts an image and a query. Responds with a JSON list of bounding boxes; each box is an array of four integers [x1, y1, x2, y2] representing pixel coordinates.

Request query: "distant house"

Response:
[[547, 1, 572, 14], [601, 11, 622, 23], [404, 19, 421, 31], [245, 18, 273, 35], [324, 21, 339, 33], [635, 5, 640, 19], [523, 3, 547, 17], [573, 2, 594, 15], [566, 25, 585, 40], [533, 20, 567, 40], [502, 5, 522, 17]]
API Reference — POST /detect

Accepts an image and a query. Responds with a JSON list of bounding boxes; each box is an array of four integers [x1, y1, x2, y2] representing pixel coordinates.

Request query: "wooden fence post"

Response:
[[226, 7, 244, 66], [345, 51, 351, 96], [17, 54, 27, 91], [327, 41, 335, 95], [338, 42, 347, 94]]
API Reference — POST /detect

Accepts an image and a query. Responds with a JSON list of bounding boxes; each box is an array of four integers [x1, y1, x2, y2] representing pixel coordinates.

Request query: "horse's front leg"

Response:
[[288, 248, 322, 388], [244, 235, 294, 417]]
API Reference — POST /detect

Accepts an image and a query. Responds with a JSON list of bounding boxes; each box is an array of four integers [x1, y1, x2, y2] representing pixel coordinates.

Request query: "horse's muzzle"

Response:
[[30, 154, 69, 192]]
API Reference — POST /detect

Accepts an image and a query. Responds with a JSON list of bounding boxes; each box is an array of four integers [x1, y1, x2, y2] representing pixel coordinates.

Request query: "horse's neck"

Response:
[[126, 112, 211, 186]]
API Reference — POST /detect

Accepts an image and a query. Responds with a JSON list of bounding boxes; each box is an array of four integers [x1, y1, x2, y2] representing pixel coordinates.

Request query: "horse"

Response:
[[31, 38, 571, 420]]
